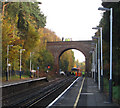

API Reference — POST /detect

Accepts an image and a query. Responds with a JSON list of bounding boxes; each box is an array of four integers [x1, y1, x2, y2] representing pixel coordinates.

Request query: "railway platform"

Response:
[[1, 77, 47, 88], [47, 77, 119, 107]]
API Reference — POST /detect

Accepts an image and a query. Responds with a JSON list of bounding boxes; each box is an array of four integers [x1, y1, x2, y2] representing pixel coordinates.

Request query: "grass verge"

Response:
[[2, 75, 30, 82], [104, 78, 120, 104]]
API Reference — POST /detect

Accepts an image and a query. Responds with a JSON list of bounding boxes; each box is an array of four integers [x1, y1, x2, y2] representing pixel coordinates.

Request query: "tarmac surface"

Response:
[[47, 77, 119, 107]]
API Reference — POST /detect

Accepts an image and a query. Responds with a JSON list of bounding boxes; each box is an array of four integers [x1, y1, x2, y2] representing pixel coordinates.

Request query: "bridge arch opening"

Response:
[[46, 41, 93, 75], [59, 48, 85, 75]]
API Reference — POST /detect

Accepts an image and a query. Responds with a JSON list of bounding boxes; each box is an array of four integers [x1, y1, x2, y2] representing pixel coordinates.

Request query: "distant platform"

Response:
[[1, 77, 47, 88]]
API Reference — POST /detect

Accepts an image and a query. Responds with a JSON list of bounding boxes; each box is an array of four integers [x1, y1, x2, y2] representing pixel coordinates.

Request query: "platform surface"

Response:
[[48, 77, 119, 107]]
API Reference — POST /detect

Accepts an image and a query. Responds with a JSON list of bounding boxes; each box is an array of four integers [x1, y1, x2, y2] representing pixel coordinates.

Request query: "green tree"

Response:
[[99, 2, 120, 85], [60, 50, 75, 72]]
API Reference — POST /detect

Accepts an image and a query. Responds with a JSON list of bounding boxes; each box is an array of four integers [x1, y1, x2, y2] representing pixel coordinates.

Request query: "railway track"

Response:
[[27, 77, 76, 107], [3, 76, 76, 107]]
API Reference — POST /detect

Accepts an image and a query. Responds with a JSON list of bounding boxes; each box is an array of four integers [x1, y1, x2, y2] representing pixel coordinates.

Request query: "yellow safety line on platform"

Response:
[[73, 77, 85, 108]]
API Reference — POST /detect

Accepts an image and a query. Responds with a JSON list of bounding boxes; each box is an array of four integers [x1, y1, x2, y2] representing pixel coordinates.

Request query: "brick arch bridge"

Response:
[[46, 41, 93, 73]]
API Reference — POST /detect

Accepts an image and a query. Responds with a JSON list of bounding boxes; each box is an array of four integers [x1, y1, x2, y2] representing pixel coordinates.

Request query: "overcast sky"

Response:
[[39, 0, 103, 62]]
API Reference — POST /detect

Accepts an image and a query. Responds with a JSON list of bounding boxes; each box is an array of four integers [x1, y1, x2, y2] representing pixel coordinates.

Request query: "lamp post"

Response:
[[92, 50, 94, 79], [92, 27, 103, 92], [91, 43, 96, 82], [30, 52, 31, 72], [98, 7, 113, 103], [90, 47, 95, 80], [20, 49, 25, 79], [30, 52, 34, 77], [92, 36, 100, 91], [89, 50, 93, 78], [30, 52, 32, 78], [92, 50, 95, 81], [92, 49, 95, 80], [92, 42, 98, 83], [95, 43, 98, 83], [7, 45, 13, 81]]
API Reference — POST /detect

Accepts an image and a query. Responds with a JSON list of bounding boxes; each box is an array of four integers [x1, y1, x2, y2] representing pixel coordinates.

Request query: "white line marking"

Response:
[[46, 77, 80, 108], [0, 77, 46, 88], [81, 93, 94, 95]]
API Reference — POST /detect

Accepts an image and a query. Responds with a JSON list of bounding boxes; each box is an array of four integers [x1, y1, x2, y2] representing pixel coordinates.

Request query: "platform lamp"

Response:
[[6, 45, 13, 81], [98, 7, 113, 103], [91, 42, 98, 83], [92, 27, 103, 92], [91, 42, 96, 82], [90, 47, 95, 80], [20, 49, 25, 79], [89, 50, 93, 78], [30, 52, 34, 77], [92, 36, 100, 91]]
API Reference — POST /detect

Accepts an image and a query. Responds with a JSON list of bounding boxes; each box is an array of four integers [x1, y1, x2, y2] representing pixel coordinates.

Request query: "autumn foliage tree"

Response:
[[2, 2, 75, 78], [60, 50, 75, 72], [2, 2, 47, 76]]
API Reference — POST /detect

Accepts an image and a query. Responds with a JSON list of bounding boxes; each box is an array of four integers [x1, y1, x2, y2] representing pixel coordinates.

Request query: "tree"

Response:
[[60, 50, 75, 72], [98, 2, 120, 85], [2, 2, 46, 76], [2, 18, 23, 74]]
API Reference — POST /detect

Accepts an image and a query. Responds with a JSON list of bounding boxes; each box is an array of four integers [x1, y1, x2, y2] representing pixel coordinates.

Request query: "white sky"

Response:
[[39, 0, 103, 62]]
